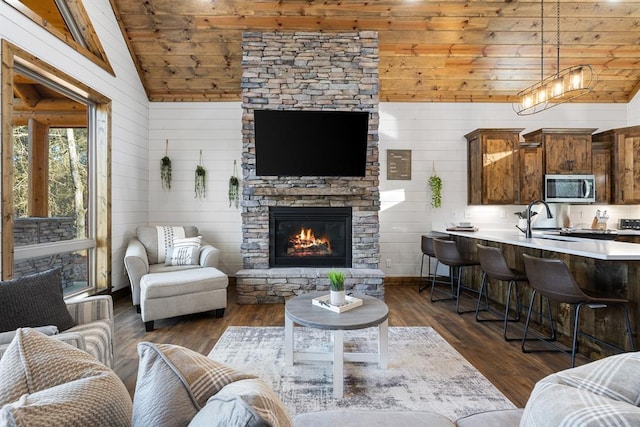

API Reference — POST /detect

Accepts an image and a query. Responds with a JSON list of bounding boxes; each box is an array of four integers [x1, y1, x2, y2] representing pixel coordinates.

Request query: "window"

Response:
[[2, 40, 111, 295], [3, 0, 114, 75]]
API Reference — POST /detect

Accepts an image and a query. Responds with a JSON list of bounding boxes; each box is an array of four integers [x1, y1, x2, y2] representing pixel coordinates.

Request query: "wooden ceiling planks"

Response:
[[108, 0, 640, 103]]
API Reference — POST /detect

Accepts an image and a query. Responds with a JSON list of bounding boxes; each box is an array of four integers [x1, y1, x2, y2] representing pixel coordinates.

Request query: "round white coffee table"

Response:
[[284, 291, 389, 399]]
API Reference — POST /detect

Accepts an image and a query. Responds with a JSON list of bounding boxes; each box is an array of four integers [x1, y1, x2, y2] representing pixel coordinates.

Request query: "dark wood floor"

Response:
[[113, 284, 580, 407]]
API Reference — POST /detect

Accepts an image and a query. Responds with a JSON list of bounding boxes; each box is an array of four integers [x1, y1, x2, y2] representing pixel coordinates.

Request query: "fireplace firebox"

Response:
[[269, 207, 352, 267]]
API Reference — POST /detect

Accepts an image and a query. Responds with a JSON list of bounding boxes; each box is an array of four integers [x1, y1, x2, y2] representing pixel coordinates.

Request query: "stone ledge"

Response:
[[235, 267, 385, 304], [252, 187, 367, 196]]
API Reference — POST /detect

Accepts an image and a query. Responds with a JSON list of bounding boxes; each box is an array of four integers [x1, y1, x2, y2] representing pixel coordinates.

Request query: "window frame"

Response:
[[1, 40, 111, 294]]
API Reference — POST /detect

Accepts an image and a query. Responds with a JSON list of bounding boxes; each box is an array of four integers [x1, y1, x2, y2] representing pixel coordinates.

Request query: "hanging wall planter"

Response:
[[228, 160, 240, 209], [428, 162, 442, 208], [160, 139, 172, 190], [195, 150, 206, 199]]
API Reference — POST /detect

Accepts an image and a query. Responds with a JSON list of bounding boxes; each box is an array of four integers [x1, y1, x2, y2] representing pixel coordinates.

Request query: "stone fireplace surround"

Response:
[[236, 31, 384, 304]]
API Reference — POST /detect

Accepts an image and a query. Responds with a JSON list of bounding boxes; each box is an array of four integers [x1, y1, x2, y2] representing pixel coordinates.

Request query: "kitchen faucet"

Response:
[[515, 200, 554, 238]]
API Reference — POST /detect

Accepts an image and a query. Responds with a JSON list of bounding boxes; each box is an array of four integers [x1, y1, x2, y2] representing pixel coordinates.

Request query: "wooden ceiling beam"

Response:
[[13, 83, 41, 108], [13, 97, 87, 112], [11, 111, 87, 128]]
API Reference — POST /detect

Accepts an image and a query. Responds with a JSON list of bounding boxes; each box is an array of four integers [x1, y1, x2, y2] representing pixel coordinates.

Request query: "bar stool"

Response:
[[418, 235, 449, 293], [475, 244, 528, 341], [522, 254, 635, 368], [431, 238, 480, 314]]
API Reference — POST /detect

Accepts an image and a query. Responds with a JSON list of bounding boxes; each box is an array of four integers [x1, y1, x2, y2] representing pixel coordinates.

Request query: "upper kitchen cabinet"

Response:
[[592, 125, 640, 204], [523, 128, 597, 174], [519, 141, 543, 204], [591, 140, 612, 204], [466, 128, 524, 205]]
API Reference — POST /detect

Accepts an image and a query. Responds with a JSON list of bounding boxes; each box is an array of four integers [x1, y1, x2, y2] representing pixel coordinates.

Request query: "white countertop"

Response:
[[432, 227, 640, 261]]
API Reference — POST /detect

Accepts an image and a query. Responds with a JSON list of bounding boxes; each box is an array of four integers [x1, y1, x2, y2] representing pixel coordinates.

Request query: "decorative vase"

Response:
[[330, 290, 346, 305]]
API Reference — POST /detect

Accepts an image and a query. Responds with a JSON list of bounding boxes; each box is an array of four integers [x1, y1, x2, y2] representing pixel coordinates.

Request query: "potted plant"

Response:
[[327, 270, 346, 305]]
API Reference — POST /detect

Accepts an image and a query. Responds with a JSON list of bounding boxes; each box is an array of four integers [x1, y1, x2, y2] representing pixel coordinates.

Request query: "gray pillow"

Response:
[[0, 269, 76, 333], [189, 396, 269, 427]]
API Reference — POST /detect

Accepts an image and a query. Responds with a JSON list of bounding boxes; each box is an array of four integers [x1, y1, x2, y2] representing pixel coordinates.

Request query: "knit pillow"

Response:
[[132, 342, 256, 427], [165, 236, 202, 266], [0, 328, 132, 426], [0, 268, 76, 333]]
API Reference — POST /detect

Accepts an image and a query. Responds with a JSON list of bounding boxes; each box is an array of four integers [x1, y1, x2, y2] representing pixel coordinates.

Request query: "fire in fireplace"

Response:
[[269, 207, 352, 267]]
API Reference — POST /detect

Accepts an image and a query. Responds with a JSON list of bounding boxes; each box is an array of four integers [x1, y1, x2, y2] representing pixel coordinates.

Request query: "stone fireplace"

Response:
[[235, 31, 384, 304]]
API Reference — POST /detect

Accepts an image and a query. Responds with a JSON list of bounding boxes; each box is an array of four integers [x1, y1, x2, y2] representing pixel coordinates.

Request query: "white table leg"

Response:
[[379, 319, 388, 369], [285, 314, 293, 366], [333, 330, 344, 399]]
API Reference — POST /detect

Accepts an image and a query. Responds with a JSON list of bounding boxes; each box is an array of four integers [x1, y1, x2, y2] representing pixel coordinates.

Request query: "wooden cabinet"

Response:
[[518, 142, 543, 203], [593, 125, 640, 204], [465, 128, 524, 205], [591, 141, 612, 204], [523, 128, 597, 174]]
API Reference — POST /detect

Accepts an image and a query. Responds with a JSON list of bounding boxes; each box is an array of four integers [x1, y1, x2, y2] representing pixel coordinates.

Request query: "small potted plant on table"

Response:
[[327, 270, 346, 305]]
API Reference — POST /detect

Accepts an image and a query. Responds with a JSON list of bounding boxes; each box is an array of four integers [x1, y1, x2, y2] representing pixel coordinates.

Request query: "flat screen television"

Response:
[[254, 109, 369, 177]]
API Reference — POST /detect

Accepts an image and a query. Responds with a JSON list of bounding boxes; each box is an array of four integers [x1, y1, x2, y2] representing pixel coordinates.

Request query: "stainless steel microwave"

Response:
[[544, 174, 596, 203]]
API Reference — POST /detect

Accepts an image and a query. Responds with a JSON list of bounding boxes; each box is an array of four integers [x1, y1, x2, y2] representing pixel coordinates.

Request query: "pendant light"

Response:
[[513, 0, 596, 116]]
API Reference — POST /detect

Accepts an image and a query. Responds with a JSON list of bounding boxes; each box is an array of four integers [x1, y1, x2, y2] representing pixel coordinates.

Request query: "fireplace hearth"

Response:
[[269, 207, 352, 268]]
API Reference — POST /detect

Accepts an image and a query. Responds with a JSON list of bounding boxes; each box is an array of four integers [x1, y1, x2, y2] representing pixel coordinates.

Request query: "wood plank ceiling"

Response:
[[112, 1, 640, 103]]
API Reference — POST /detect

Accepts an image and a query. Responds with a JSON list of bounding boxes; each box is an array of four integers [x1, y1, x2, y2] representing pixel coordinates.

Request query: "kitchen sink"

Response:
[[537, 234, 577, 242]]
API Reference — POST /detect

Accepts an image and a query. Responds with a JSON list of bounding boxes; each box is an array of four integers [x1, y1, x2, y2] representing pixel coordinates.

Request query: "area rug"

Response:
[[207, 326, 516, 420]]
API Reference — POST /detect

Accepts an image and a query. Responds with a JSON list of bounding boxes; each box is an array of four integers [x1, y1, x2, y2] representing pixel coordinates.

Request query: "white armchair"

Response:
[[124, 226, 228, 331]]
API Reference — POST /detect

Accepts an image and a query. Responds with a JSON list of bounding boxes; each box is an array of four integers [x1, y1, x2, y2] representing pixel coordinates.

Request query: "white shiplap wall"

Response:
[[148, 103, 243, 275], [148, 101, 640, 279], [0, 0, 149, 291]]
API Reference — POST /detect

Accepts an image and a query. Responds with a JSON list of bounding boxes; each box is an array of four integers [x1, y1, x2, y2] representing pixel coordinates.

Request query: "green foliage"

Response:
[[228, 175, 240, 208], [428, 174, 442, 208], [195, 165, 206, 198], [12, 126, 87, 219], [160, 156, 172, 190], [327, 270, 345, 291]]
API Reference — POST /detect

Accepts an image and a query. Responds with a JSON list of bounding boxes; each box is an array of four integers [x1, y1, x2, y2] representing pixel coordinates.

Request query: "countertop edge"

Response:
[[432, 227, 640, 261]]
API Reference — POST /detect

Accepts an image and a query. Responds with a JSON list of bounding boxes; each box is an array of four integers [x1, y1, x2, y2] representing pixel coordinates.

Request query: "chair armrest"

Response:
[[52, 331, 87, 352], [66, 295, 114, 325], [124, 238, 150, 305], [65, 295, 115, 367], [200, 243, 220, 268]]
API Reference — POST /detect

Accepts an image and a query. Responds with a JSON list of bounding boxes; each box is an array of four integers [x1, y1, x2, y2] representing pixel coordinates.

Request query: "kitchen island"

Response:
[[431, 226, 639, 362]]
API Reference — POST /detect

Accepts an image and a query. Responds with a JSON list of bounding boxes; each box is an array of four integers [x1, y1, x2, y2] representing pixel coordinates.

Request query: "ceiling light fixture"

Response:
[[513, 0, 596, 116]]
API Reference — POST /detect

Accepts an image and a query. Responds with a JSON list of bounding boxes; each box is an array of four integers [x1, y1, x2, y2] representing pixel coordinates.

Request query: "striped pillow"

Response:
[[521, 352, 640, 426], [165, 236, 202, 266], [132, 342, 256, 427]]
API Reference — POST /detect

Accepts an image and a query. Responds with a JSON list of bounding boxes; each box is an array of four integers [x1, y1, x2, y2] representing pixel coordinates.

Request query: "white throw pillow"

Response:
[[165, 236, 202, 266]]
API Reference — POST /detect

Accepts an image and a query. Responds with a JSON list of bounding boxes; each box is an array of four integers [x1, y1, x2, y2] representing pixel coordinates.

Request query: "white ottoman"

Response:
[[140, 267, 228, 331]]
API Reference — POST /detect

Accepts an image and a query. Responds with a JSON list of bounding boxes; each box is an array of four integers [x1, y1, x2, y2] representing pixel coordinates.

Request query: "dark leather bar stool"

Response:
[[431, 238, 480, 314], [418, 235, 449, 293], [522, 254, 636, 368], [475, 244, 528, 341]]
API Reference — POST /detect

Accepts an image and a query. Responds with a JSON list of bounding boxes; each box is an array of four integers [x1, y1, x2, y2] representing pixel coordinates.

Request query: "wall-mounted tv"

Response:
[[254, 109, 369, 177]]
